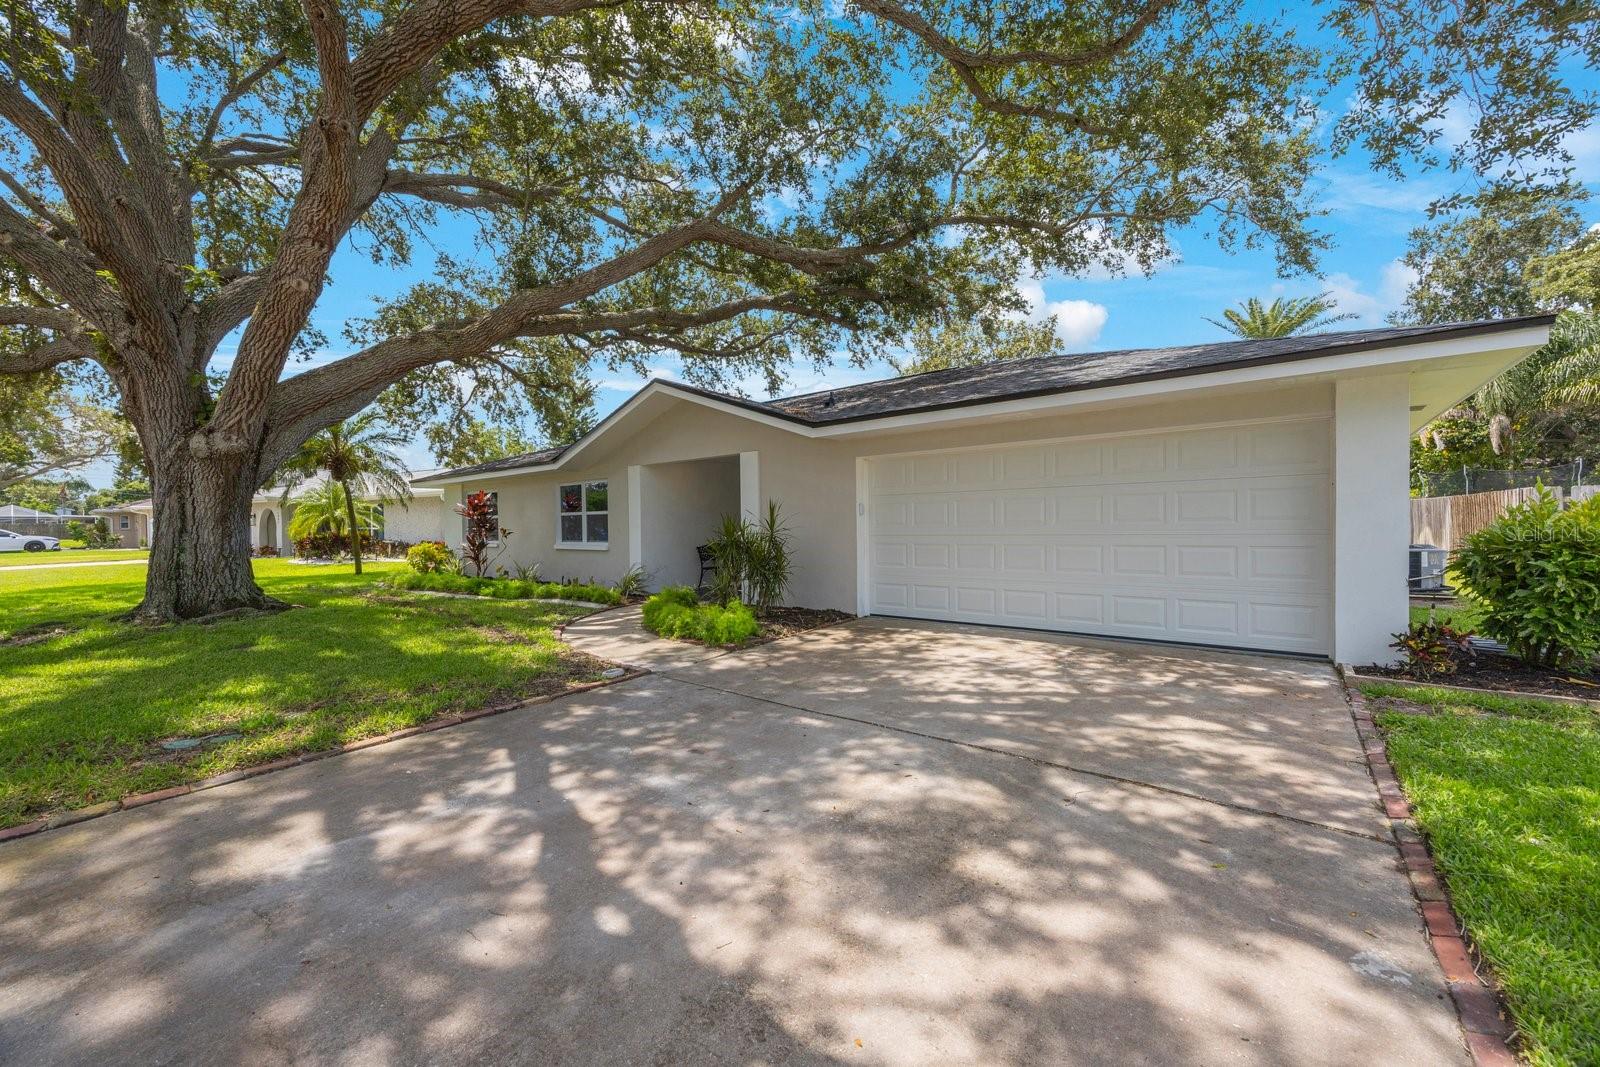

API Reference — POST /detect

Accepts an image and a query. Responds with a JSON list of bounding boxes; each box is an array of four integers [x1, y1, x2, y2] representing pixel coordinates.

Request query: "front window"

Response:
[[119, 516, 130, 530], [558, 480, 608, 545]]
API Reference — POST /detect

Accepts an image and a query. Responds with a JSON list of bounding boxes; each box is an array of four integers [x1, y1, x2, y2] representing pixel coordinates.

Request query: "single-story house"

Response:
[[249, 476, 449, 554], [92, 481, 450, 554], [412, 316, 1545, 665], [90, 499, 153, 548]]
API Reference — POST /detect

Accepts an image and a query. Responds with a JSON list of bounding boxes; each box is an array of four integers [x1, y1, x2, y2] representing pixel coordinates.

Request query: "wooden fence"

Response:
[[1410, 487, 1551, 549]]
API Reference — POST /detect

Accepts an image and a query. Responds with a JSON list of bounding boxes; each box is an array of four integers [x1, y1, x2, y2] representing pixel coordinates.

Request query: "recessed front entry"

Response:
[[863, 418, 1334, 654]]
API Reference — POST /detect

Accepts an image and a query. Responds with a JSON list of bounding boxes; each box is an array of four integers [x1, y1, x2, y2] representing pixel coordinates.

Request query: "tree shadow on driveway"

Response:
[[0, 671, 1465, 1065]]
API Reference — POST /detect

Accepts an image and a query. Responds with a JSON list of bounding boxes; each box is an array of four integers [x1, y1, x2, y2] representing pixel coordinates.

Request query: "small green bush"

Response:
[[640, 586, 759, 645], [1453, 488, 1600, 667], [386, 571, 620, 604], [1390, 612, 1474, 677], [407, 540, 456, 574], [614, 564, 649, 599]]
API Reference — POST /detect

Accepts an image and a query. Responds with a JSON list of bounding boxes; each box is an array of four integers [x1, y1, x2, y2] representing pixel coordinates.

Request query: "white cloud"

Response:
[[1044, 298, 1110, 345], [1314, 259, 1418, 325], [1017, 278, 1109, 347], [1317, 168, 1442, 216]]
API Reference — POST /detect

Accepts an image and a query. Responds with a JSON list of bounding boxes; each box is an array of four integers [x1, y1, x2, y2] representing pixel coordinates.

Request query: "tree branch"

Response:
[[198, 51, 289, 155], [854, 0, 1173, 129], [380, 170, 567, 211], [0, 335, 97, 373]]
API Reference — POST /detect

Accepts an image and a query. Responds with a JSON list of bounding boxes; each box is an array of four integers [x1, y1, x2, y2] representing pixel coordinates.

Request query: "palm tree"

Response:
[[278, 410, 412, 574], [286, 481, 381, 543], [1208, 293, 1358, 339], [1470, 310, 1600, 457]]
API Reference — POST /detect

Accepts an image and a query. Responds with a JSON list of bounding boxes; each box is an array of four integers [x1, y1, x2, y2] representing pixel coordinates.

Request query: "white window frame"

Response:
[[118, 516, 130, 530], [556, 480, 609, 549]]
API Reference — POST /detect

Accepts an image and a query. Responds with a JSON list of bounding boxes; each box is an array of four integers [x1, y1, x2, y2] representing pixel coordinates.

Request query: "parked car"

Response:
[[0, 529, 60, 552]]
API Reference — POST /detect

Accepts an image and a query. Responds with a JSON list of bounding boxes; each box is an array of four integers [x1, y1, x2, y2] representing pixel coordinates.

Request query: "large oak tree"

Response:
[[0, 0, 1595, 619]]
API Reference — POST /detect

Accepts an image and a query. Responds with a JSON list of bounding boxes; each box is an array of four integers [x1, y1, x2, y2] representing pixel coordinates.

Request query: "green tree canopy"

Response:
[[889, 316, 1062, 377], [1390, 190, 1586, 326]]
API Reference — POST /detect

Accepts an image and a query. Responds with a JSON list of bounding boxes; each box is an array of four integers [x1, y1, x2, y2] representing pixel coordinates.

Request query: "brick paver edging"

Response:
[[0, 668, 650, 847], [1339, 672, 1520, 1067]]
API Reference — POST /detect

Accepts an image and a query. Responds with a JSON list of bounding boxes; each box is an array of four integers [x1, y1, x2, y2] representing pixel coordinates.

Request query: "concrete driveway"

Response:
[[0, 618, 1466, 1065]]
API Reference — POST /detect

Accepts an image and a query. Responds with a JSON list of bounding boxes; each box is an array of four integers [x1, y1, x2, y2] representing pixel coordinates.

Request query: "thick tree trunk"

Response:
[[131, 449, 288, 622]]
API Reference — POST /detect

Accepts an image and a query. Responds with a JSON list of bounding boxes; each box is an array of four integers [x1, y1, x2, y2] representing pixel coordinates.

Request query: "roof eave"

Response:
[[412, 317, 1554, 482]]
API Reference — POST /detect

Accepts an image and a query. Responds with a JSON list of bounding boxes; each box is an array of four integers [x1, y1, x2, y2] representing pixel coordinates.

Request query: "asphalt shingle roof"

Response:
[[418, 316, 1550, 481]]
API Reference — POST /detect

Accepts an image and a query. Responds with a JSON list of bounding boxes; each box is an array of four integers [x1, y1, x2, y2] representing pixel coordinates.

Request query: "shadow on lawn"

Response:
[[0, 571, 592, 821], [0, 660, 1464, 1064]]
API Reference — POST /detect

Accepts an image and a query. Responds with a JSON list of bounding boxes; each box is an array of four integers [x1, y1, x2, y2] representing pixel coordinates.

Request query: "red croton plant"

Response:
[[455, 491, 509, 578]]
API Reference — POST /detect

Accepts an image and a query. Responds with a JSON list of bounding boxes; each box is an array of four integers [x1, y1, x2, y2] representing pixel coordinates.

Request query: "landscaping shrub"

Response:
[[704, 500, 793, 613], [407, 540, 456, 574], [456, 490, 509, 577], [1390, 612, 1474, 677], [1452, 488, 1600, 668], [294, 530, 372, 559], [84, 518, 118, 548], [640, 586, 760, 645], [614, 564, 649, 599], [385, 570, 620, 604]]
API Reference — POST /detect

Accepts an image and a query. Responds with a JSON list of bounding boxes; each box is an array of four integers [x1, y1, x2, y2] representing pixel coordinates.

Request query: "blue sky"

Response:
[[82, 7, 1600, 484]]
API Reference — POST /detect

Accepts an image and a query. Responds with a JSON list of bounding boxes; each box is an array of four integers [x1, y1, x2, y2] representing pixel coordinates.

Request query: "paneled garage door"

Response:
[[865, 419, 1333, 654]]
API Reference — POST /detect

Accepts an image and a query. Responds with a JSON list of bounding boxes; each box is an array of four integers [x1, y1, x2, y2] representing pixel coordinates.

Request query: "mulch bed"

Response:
[[754, 606, 854, 642], [1361, 651, 1600, 700]]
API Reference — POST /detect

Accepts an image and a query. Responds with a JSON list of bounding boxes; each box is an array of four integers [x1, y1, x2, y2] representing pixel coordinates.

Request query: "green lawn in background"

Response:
[[1408, 600, 1485, 632], [0, 548, 148, 569], [1360, 682, 1599, 1067], [0, 558, 602, 827]]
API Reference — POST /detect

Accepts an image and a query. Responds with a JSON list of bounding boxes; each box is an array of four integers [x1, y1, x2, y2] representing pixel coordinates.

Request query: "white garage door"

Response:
[[866, 419, 1333, 654]]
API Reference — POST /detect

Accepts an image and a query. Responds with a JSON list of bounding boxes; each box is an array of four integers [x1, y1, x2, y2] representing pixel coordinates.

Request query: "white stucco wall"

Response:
[[454, 382, 1345, 620], [1332, 374, 1411, 666], [381, 495, 445, 544], [638, 455, 741, 588]]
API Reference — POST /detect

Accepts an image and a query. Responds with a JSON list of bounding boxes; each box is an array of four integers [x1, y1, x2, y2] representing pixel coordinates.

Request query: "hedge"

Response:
[[386, 570, 621, 605], [640, 586, 760, 645]]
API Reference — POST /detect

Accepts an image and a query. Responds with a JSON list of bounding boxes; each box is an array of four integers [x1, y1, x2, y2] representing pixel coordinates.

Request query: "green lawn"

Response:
[[1360, 682, 1599, 1067], [1408, 600, 1484, 632], [0, 558, 603, 828], [0, 548, 148, 569]]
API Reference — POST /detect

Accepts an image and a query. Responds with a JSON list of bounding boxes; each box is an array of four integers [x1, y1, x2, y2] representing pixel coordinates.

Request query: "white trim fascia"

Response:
[[415, 382, 813, 486], [854, 457, 870, 617], [413, 326, 1549, 485]]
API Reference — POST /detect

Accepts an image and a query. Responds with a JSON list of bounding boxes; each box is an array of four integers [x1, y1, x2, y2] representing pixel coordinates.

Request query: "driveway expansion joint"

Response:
[[1339, 678, 1520, 1066], [666, 670, 1391, 845]]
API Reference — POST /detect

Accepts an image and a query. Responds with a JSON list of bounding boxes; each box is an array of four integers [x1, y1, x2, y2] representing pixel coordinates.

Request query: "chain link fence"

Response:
[[1414, 459, 1592, 497]]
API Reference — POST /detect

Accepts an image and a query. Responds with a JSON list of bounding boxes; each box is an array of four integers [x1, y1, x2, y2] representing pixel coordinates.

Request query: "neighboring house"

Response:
[[416, 317, 1553, 665], [249, 476, 448, 554], [90, 499, 153, 548], [0, 504, 97, 538]]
